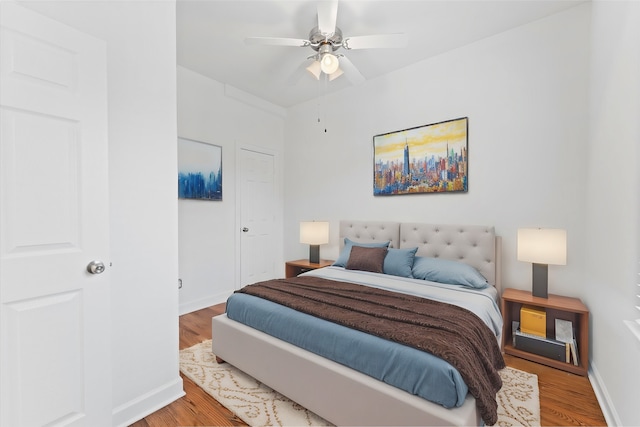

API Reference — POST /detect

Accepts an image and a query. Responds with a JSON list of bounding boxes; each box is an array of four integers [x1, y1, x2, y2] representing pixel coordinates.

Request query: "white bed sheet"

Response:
[[301, 266, 503, 340]]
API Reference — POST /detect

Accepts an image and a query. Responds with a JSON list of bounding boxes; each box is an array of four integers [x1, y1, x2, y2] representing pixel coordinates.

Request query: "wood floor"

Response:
[[131, 304, 607, 427]]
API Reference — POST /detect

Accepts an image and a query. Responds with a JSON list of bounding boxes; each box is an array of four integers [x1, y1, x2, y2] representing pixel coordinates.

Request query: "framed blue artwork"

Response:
[[178, 137, 222, 201]]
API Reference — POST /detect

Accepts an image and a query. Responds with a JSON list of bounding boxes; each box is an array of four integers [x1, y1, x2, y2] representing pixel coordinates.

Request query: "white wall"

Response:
[[106, 4, 182, 425], [284, 4, 591, 297], [177, 66, 286, 314], [19, 2, 184, 425], [584, 1, 640, 426], [284, 2, 640, 424]]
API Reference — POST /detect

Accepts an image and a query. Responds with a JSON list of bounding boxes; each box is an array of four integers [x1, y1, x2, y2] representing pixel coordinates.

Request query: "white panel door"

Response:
[[0, 3, 111, 426], [239, 148, 276, 287]]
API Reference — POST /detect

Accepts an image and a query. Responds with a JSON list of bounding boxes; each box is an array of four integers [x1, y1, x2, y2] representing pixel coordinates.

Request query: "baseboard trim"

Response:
[[179, 291, 232, 315], [112, 376, 185, 427], [588, 361, 621, 426]]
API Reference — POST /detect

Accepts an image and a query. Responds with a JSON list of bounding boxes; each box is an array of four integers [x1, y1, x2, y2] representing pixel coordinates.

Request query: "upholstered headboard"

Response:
[[399, 223, 499, 289], [339, 221, 400, 249], [339, 220, 501, 290]]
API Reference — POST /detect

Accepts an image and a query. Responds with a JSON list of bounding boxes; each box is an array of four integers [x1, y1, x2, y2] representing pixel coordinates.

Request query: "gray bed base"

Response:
[[212, 314, 480, 426], [211, 221, 500, 426]]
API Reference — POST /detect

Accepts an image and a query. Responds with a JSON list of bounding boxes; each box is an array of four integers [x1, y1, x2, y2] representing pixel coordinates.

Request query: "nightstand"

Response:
[[285, 259, 334, 278], [501, 288, 589, 376]]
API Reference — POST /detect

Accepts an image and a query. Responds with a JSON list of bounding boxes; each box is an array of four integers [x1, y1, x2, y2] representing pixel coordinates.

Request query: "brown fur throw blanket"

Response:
[[237, 276, 505, 425]]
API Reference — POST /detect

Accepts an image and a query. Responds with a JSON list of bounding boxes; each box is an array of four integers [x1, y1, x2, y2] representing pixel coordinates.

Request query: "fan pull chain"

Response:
[[315, 72, 330, 133], [321, 73, 328, 133], [316, 80, 322, 126]]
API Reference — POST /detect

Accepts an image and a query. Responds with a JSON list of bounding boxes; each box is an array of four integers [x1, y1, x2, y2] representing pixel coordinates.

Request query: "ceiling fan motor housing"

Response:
[[308, 26, 343, 52]]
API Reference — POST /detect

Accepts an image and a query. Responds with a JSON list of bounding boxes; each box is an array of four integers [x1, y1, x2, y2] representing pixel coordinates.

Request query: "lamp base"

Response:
[[309, 245, 320, 264], [532, 263, 548, 298]]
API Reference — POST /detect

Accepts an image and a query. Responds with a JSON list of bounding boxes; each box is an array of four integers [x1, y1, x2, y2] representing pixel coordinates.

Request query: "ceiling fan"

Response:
[[245, 0, 408, 85]]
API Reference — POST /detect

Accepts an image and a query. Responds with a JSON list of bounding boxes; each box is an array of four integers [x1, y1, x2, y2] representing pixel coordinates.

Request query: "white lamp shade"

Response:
[[328, 67, 344, 81], [320, 53, 339, 74], [517, 228, 567, 265], [300, 221, 329, 245], [306, 60, 321, 80]]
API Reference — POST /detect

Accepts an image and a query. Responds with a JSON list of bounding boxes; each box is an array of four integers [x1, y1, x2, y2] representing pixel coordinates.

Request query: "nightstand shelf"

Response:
[[501, 288, 589, 376], [285, 259, 334, 278]]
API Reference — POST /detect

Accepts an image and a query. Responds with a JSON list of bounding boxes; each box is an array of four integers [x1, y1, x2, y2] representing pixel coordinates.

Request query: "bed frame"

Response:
[[212, 221, 501, 426]]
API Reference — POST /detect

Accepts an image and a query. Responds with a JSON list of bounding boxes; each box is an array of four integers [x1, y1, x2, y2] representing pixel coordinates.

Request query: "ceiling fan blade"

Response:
[[343, 33, 409, 50], [245, 37, 309, 47], [338, 56, 365, 86], [317, 0, 338, 36]]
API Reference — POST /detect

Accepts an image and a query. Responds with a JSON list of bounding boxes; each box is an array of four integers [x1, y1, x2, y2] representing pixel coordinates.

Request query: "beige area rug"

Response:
[[180, 340, 540, 427]]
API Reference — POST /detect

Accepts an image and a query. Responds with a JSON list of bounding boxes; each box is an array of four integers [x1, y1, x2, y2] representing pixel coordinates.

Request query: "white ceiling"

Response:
[[19, 0, 585, 109], [177, 0, 585, 108]]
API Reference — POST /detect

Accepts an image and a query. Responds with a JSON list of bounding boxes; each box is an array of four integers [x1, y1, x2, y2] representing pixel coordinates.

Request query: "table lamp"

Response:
[[300, 221, 329, 264], [517, 228, 567, 298]]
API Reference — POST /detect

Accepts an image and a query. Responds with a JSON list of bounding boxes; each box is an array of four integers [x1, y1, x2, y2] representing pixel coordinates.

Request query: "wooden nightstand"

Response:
[[501, 288, 589, 376], [285, 259, 334, 278]]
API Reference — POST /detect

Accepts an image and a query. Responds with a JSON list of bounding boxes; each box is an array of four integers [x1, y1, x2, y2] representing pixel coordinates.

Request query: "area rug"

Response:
[[180, 339, 540, 427]]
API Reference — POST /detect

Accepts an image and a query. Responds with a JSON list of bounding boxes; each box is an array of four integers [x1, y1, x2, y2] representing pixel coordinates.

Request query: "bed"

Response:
[[212, 221, 503, 426]]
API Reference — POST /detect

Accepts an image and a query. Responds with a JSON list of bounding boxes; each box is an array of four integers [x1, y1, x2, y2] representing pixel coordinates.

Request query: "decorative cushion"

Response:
[[345, 246, 387, 274], [411, 256, 489, 289], [333, 238, 391, 267], [383, 247, 418, 278]]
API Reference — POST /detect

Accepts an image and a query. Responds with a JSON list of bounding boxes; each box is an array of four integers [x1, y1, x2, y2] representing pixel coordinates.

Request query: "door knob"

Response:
[[242, 227, 249, 232], [87, 260, 106, 274]]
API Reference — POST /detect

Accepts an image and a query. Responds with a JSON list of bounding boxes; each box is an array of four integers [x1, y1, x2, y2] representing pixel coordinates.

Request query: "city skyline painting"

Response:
[[373, 117, 468, 196], [178, 138, 222, 201]]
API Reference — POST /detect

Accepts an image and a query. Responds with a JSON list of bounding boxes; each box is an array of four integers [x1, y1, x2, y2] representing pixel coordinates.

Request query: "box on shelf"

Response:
[[514, 329, 566, 361], [520, 305, 546, 337]]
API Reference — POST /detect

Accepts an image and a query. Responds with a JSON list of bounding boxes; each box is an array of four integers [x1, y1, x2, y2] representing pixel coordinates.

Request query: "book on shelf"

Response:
[[569, 338, 580, 366], [555, 319, 573, 342], [511, 321, 519, 347], [555, 318, 579, 365]]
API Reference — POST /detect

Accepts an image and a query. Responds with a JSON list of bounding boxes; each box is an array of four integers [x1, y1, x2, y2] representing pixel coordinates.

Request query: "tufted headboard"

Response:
[[339, 221, 400, 249], [339, 220, 501, 291], [400, 223, 500, 289]]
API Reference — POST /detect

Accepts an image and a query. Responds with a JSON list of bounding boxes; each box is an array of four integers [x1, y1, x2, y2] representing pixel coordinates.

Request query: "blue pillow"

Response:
[[411, 256, 489, 289], [383, 247, 418, 278], [333, 238, 390, 267]]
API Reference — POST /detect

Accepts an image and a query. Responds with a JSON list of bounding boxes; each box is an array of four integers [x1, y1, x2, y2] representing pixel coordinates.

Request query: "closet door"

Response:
[[239, 147, 277, 287]]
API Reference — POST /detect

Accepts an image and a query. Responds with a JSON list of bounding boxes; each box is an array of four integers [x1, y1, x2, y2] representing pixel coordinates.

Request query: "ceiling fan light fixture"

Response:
[[328, 67, 344, 81], [306, 60, 321, 80], [320, 53, 339, 74]]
